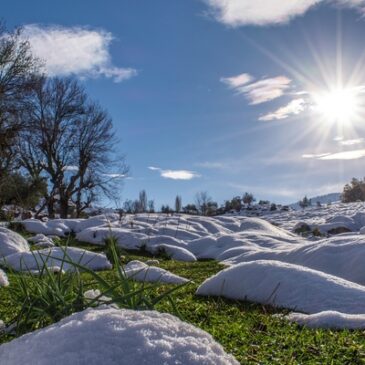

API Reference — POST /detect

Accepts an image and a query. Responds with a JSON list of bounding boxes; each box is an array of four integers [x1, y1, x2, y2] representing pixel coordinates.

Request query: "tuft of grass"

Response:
[[4, 251, 89, 336], [0, 238, 186, 339]]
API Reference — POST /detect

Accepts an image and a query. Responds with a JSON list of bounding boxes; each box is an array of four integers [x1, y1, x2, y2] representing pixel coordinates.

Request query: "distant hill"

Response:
[[290, 193, 341, 210]]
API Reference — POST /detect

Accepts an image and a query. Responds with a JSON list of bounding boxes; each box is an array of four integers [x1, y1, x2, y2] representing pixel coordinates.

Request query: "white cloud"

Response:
[[339, 138, 364, 146], [148, 166, 200, 180], [302, 153, 331, 159], [220, 73, 253, 88], [259, 98, 306, 121], [203, 0, 365, 27], [303, 149, 365, 160], [221, 74, 291, 104], [319, 149, 365, 160], [22, 24, 137, 82]]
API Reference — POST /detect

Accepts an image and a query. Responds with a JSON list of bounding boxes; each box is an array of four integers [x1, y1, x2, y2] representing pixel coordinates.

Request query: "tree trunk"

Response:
[[59, 197, 69, 219], [47, 199, 55, 218]]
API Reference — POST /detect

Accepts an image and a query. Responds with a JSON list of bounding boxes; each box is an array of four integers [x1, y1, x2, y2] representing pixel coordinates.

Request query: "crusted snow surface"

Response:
[[196, 260, 365, 314], [0, 228, 30, 257], [0, 247, 112, 272], [0, 307, 239, 365], [285, 311, 365, 329], [124, 260, 189, 284]]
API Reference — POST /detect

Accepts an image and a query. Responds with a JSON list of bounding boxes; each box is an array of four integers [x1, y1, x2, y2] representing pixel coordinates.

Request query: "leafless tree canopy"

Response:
[[0, 24, 40, 177], [195, 191, 212, 216], [19, 77, 128, 218]]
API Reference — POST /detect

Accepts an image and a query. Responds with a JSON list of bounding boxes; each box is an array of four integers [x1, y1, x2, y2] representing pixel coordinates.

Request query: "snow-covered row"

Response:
[[196, 260, 365, 314], [0, 247, 112, 272], [223, 234, 365, 285]]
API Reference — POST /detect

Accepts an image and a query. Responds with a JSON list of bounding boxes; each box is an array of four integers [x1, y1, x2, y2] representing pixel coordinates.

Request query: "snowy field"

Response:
[[14, 202, 365, 324], [1, 203, 365, 363]]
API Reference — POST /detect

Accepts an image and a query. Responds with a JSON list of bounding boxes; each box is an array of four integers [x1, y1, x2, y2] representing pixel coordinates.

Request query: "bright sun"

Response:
[[313, 87, 360, 124]]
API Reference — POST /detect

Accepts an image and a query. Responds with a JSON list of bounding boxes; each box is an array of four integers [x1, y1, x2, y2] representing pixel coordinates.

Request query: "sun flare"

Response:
[[313, 87, 360, 124]]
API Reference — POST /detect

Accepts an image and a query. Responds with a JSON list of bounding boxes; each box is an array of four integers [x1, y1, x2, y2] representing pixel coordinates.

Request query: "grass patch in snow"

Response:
[[0, 235, 364, 364]]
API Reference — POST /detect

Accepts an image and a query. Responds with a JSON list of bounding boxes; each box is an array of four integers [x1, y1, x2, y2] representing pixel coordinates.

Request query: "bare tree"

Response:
[[19, 77, 127, 218], [0, 24, 39, 178], [123, 199, 134, 214], [195, 191, 212, 216], [71, 102, 128, 217]]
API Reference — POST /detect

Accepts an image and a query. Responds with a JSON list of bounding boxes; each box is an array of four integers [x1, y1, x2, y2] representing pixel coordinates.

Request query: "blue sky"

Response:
[[4, 0, 365, 207]]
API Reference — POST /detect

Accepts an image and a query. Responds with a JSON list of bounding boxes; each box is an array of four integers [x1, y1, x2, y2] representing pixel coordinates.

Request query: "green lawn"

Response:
[[0, 236, 364, 364]]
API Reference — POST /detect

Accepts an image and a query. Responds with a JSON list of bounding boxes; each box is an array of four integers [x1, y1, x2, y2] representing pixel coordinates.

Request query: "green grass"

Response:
[[0, 235, 365, 364]]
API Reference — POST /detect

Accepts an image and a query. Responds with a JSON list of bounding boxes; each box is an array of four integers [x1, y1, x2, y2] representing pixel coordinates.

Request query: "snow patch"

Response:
[[285, 311, 365, 329], [0, 307, 239, 365], [124, 260, 189, 284], [0, 247, 112, 272], [196, 260, 365, 314]]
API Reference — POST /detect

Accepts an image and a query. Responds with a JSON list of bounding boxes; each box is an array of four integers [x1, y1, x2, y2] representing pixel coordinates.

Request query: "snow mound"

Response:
[[149, 244, 197, 262], [224, 235, 365, 285], [0, 307, 238, 365], [28, 234, 55, 248], [0, 228, 30, 257], [124, 260, 189, 284], [0, 247, 112, 272], [0, 269, 9, 287], [22, 219, 70, 236], [22, 214, 119, 237], [196, 260, 365, 314], [285, 311, 365, 329]]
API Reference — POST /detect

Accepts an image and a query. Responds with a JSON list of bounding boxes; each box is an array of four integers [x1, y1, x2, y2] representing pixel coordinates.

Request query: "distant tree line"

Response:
[[120, 190, 277, 216], [0, 24, 127, 218]]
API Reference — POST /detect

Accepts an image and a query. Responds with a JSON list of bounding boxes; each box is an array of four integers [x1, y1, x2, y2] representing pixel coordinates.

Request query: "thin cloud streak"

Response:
[[259, 98, 306, 121], [303, 149, 365, 160], [339, 138, 364, 146], [221, 73, 291, 105], [320, 149, 365, 160]]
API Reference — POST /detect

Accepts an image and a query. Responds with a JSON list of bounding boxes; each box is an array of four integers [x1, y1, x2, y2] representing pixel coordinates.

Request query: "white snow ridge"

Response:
[[0, 307, 239, 365], [196, 260, 365, 314]]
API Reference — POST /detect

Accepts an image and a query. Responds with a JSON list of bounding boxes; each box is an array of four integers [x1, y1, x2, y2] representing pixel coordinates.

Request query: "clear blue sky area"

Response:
[[4, 1, 365, 207]]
